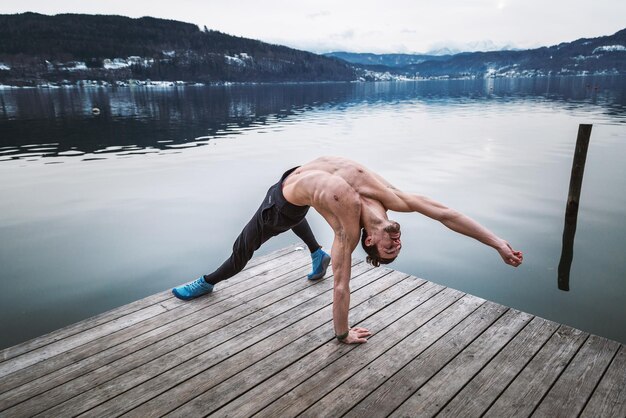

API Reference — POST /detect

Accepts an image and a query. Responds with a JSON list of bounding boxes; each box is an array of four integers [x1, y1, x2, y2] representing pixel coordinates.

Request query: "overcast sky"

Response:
[[2, 1, 625, 54]]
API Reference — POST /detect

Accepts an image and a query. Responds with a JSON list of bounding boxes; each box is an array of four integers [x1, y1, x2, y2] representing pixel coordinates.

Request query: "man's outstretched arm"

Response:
[[390, 192, 523, 267], [436, 208, 523, 266]]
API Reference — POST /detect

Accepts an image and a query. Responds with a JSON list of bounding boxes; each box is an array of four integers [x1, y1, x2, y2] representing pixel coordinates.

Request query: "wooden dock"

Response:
[[0, 245, 624, 417]]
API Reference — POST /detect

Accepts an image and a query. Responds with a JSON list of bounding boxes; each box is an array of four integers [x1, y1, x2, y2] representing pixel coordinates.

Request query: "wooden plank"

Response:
[[437, 316, 558, 418], [0, 257, 315, 411], [210, 281, 455, 418], [532, 334, 620, 417], [390, 309, 533, 417], [0, 244, 300, 364], [0, 303, 169, 379], [258, 293, 482, 418], [580, 345, 626, 418], [482, 325, 588, 418], [23, 261, 375, 417], [0, 245, 304, 378], [0, 292, 172, 364], [81, 267, 406, 418], [2, 256, 354, 417], [166, 276, 438, 418], [0, 249, 309, 397], [337, 302, 508, 418], [239, 243, 302, 270]]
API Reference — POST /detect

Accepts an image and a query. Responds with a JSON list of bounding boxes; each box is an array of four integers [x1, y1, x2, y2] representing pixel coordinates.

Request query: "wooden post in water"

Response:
[[558, 123, 592, 291]]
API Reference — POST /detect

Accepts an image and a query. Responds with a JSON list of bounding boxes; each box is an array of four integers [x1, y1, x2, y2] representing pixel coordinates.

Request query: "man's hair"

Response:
[[361, 228, 397, 267]]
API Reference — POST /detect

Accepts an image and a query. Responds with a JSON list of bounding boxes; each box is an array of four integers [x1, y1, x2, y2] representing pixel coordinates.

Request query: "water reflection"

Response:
[[1, 76, 625, 162]]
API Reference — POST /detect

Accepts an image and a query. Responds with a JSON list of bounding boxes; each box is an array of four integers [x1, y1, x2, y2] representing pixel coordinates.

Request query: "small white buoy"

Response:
[[92, 107, 101, 115]]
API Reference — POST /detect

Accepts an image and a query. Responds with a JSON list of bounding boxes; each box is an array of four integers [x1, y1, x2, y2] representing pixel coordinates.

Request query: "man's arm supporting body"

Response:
[[314, 178, 372, 344], [330, 230, 371, 343]]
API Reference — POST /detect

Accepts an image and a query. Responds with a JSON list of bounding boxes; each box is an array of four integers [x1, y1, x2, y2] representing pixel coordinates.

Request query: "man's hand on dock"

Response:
[[341, 327, 372, 344]]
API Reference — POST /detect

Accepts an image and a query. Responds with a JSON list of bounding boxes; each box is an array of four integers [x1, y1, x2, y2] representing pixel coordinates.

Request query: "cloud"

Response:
[[307, 10, 330, 19], [390, 43, 410, 53], [330, 29, 355, 40]]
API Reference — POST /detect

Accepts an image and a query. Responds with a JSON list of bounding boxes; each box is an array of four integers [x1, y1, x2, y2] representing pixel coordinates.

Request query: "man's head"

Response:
[[361, 221, 402, 267]]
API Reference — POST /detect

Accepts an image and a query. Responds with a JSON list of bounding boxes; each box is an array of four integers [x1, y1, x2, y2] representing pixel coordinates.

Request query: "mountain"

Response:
[[323, 52, 452, 68], [407, 28, 626, 78], [327, 29, 626, 79], [426, 40, 520, 56], [0, 12, 354, 85]]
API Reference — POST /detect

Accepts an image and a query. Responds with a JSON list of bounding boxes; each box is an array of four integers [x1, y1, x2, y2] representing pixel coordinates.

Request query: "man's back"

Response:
[[282, 156, 395, 211]]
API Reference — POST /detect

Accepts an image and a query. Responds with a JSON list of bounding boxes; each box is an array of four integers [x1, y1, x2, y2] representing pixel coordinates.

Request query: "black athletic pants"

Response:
[[204, 167, 320, 285]]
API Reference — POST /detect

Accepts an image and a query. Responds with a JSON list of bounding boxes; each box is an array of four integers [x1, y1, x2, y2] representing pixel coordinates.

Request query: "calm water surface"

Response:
[[1, 76, 625, 349]]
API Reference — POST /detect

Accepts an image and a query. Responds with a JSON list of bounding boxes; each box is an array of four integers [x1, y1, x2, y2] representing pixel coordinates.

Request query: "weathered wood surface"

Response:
[[0, 245, 624, 418]]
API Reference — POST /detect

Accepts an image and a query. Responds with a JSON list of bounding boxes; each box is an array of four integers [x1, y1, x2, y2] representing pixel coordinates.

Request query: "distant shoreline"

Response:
[[1, 73, 623, 90]]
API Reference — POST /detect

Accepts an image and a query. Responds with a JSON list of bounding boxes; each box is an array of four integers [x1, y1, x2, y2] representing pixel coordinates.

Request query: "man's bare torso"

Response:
[[282, 156, 398, 236], [283, 156, 395, 205]]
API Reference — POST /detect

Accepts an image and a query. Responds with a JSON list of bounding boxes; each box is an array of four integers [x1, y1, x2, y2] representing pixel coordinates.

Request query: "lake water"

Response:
[[1, 76, 625, 349]]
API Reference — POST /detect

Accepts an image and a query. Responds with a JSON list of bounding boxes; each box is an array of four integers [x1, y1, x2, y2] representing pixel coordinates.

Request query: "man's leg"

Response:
[[291, 219, 321, 252], [172, 205, 274, 300], [203, 207, 274, 285], [292, 219, 331, 280]]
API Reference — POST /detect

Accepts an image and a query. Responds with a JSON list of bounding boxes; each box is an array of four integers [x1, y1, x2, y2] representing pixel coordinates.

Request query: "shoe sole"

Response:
[[172, 288, 193, 300], [171, 288, 212, 301], [308, 255, 331, 281]]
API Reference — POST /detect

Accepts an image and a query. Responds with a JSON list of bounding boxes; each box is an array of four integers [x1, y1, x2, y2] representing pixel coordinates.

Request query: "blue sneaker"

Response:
[[308, 248, 331, 280], [172, 276, 214, 300]]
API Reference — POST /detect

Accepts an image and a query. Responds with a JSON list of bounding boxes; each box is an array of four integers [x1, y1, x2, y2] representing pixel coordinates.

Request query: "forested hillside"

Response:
[[0, 13, 355, 85]]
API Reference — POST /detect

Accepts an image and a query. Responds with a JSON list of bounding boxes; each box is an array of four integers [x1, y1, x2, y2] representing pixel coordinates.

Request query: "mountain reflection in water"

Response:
[[1, 76, 625, 162]]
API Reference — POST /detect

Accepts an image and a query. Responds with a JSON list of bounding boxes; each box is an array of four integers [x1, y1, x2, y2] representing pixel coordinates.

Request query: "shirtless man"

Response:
[[172, 156, 523, 344]]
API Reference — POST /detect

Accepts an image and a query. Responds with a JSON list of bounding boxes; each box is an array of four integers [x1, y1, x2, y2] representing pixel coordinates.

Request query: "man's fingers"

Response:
[[354, 337, 368, 343], [345, 327, 372, 343], [504, 256, 520, 266], [504, 249, 523, 267], [352, 328, 372, 337]]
